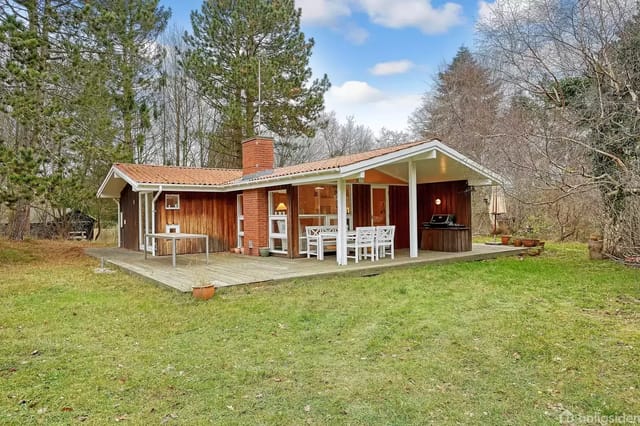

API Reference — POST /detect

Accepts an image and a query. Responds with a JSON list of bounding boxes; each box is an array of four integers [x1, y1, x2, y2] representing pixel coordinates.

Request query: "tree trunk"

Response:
[[8, 200, 30, 241]]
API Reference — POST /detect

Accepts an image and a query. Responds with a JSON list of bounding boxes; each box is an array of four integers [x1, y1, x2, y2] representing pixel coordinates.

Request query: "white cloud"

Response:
[[477, 1, 494, 23], [326, 81, 421, 133], [296, 0, 351, 25], [369, 60, 414, 76], [329, 81, 386, 104], [356, 0, 465, 34], [344, 24, 369, 45]]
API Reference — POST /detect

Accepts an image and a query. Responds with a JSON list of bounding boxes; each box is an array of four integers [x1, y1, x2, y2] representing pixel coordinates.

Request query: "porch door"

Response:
[[371, 186, 389, 226], [138, 192, 154, 252]]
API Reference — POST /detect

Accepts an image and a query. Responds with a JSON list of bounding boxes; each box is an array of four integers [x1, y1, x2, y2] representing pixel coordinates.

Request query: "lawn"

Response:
[[1, 240, 639, 424]]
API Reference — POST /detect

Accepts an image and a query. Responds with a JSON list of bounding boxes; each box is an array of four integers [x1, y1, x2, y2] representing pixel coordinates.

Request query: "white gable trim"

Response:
[[96, 140, 504, 197]]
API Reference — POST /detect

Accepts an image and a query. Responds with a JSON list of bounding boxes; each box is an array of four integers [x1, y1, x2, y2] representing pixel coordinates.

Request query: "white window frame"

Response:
[[370, 185, 389, 226], [268, 190, 288, 254], [237, 194, 244, 249], [165, 194, 180, 210]]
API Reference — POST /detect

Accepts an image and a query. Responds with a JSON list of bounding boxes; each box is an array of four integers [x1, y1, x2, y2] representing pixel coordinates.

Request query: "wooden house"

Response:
[[97, 137, 503, 265]]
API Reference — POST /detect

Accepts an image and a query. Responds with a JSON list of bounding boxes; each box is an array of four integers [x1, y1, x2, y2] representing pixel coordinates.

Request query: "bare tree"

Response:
[[477, 0, 640, 258]]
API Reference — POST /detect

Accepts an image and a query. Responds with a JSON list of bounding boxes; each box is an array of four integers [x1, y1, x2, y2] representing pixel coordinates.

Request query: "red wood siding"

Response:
[[417, 180, 471, 226], [287, 185, 299, 258], [351, 184, 371, 228], [120, 185, 139, 251], [156, 191, 237, 255], [389, 186, 410, 249]]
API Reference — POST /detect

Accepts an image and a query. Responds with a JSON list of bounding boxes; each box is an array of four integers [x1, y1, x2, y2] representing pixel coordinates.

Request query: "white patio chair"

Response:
[[346, 226, 376, 263], [305, 226, 322, 258], [375, 225, 395, 260]]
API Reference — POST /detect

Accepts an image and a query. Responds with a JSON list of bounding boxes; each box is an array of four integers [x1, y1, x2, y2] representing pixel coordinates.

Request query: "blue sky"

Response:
[[161, 0, 492, 135]]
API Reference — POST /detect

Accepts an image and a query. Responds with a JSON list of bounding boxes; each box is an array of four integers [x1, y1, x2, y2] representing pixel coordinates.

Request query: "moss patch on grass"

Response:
[[0, 240, 639, 424]]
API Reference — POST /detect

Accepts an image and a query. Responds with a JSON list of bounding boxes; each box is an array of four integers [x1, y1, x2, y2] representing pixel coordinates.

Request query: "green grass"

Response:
[[1, 240, 639, 424]]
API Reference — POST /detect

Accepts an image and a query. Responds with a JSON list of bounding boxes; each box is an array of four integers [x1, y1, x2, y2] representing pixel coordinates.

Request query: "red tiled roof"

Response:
[[257, 140, 426, 181], [114, 163, 241, 186], [114, 141, 429, 186]]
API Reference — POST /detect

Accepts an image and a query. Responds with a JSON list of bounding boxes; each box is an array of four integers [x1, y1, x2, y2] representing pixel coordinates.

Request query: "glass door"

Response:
[[371, 186, 388, 226], [139, 192, 154, 252]]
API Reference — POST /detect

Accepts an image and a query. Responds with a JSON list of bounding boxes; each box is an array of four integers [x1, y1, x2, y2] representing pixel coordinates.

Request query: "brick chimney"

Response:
[[242, 136, 274, 176]]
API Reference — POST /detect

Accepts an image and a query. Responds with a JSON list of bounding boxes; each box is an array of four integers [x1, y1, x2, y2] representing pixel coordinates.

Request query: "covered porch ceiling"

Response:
[[374, 153, 495, 186]]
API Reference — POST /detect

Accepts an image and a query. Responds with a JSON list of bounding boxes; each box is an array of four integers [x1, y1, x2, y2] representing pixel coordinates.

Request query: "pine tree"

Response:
[[184, 0, 330, 167], [87, 0, 170, 162], [0, 0, 83, 239]]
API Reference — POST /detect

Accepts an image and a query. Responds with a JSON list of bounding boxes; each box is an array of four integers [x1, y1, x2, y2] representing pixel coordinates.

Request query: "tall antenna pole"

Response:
[[257, 55, 261, 133]]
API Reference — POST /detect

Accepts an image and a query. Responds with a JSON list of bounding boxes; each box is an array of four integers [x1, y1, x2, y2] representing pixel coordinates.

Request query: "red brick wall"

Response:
[[242, 188, 269, 255], [242, 137, 274, 176]]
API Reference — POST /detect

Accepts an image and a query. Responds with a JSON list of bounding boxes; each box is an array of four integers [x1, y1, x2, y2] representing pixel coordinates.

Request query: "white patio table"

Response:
[[144, 232, 209, 268], [317, 230, 356, 260]]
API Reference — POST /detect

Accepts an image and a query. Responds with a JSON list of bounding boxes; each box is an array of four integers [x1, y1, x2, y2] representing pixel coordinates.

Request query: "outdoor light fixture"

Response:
[[435, 198, 442, 206], [275, 202, 287, 214]]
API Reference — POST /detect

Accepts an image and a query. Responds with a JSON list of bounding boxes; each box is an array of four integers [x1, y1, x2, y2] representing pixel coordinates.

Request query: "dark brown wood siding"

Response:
[[389, 185, 410, 249], [155, 191, 238, 255], [351, 184, 371, 228], [287, 185, 299, 258], [417, 180, 471, 226], [120, 185, 139, 251]]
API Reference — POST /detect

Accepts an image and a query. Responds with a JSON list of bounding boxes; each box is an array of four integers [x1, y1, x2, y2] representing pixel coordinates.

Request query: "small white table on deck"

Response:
[[144, 233, 209, 268]]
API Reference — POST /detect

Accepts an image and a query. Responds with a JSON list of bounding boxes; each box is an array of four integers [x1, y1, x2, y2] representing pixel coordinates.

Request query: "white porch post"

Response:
[[336, 179, 348, 266], [408, 159, 418, 258]]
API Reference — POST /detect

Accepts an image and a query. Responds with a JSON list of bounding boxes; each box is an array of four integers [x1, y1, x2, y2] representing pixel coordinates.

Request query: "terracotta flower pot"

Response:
[[522, 238, 537, 247], [513, 238, 523, 247], [192, 284, 215, 300], [501, 235, 512, 245]]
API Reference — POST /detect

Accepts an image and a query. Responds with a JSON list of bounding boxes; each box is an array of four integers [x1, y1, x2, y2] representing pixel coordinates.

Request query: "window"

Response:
[[237, 194, 244, 248], [268, 190, 288, 254], [297, 184, 352, 254], [165, 194, 180, 210]]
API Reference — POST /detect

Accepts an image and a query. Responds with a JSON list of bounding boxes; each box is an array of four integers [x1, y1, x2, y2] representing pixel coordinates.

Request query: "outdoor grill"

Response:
[[422, 214, 465, 229]]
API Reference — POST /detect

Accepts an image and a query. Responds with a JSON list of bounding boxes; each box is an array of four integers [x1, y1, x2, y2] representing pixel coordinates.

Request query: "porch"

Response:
[[86, 244, 526, 293]]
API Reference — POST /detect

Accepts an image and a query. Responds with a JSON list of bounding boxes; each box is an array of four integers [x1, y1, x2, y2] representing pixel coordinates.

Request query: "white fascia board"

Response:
[[97, 166, 137, 198], [226, 169, 343, 190], [96, 166, 116, 198], [339, 143, 438, 177], [432, 142, 505, 186], [467, 179, 494, 187]]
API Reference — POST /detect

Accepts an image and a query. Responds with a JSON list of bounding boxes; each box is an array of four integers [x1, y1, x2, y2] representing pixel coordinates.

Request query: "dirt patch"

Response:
[[0, 238, 92, 267]]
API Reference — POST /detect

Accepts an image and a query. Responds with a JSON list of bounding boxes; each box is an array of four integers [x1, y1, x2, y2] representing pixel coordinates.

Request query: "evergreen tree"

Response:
[[0, 0, 83, 239], [184, 0, 330, 167], [87, 0, 170, 162]]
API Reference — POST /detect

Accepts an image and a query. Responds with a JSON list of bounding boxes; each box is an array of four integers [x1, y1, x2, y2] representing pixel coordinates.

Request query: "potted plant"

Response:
[[192, 283, 216, 300], [513, 237, 523, 247], [501, 235, 512, 245], [259, 247, 270, 257]]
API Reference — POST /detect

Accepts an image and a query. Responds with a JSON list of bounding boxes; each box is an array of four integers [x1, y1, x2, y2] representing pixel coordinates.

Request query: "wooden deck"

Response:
[[85, 245, 526, 293]]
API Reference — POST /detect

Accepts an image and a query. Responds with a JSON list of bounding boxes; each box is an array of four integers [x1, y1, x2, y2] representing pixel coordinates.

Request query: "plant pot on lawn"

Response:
[[501, 235, 512, 245], [513, 238, 523, 247], [522, 238, 538, 247], [192, 284, 215, 300], [259, 247, 270, 257]]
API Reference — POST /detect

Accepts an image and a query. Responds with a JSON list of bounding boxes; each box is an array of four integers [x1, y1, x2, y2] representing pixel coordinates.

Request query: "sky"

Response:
[[161, 0, 493, 135]]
